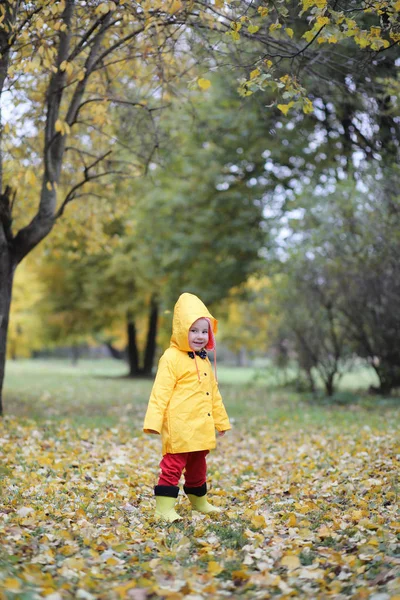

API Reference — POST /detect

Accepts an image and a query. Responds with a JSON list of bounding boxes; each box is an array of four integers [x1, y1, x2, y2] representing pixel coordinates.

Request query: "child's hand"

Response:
[[218, 431, 226, 437]]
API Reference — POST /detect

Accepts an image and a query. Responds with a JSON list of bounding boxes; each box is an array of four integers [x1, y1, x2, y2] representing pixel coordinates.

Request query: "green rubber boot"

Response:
[[184, 483, 221, 514], [154, 486, 182, 522]]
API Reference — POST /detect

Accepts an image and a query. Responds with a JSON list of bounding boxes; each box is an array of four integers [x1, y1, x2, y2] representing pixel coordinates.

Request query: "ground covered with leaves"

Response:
[[0, 418, 399, 600], [1, 361, 399, 599]]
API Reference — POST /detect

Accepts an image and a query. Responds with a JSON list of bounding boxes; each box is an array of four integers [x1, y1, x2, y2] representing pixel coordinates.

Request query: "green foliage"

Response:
[[36, 77, 270, 351]]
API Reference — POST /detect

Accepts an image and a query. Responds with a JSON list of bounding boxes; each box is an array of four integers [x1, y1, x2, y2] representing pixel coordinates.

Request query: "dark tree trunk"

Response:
[[142, 296, 158, 376], [127, 317, 140, 376], [324, 374, 335, 397], [236, 347, 248, 367], [106, 342, 124, 360], [305, 367, 316, 394], [373, 363, 400, 396], [0, 247, 14, 417], [71, 346, 80, 365]]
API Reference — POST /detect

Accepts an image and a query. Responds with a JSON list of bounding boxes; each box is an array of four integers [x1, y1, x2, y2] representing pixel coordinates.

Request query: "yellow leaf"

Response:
[[303, 98, 313, 114], [316, 16, 329, 27], [3, 578, 21, 591], [208, 561, 224, 575], [197, 78, 211, 90], [277, 102, 294, 115], [354, 35, 369, 48], [285, 28, 294, 38], [317, 524, 332, 537], [46, 182, 53, 191], [251, 514, 266, 529], [37, 455, 53, 466], [248, 25, 260, 34], [25, 170, 37, 186], [95, 2, 110, 15], [63, 557, 85, 570], [250, 68, 260, 80], [370, 26, 381, 38], [227, 30, 240, 41], [54, 120, 70, 135], [168, 0, 182, 13], [269, 22, 282, 32], [298, 567, 325, 579], [113, 581, 137, 598], [350, 509, 363, 522], [281, 554, 301, 570], [231, 570, 249, 581], [60, 545, 77, 556], [287, 513, 297, 527], [303, 30, 316, 42]]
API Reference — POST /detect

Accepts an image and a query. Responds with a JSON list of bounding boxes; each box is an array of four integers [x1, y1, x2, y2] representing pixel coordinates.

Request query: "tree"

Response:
[[267, 261, 350, 396], [0, 0, 226, 413], [320, 181, 400, 394], [270, 171, 400, 395]]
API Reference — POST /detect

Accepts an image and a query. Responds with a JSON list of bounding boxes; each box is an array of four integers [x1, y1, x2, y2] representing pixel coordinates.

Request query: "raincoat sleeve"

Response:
[[143, 353, 177, 434], [211, 372, 231, 432]]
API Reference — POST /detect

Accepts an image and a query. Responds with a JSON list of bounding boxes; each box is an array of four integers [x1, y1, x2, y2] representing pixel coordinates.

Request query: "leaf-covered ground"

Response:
[[1, 418, 399, 599], [1, 360, 399, 599]]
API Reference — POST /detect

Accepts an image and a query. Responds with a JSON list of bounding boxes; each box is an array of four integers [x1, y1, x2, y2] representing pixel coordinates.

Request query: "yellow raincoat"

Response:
[[143, 293, 231, 455]]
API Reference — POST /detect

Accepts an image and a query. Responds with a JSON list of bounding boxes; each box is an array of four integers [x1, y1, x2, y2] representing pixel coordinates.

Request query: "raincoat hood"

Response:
[[170, 293, 217, 353]]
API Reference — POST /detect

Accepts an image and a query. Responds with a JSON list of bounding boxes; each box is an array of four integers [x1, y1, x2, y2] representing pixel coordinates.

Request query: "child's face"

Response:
[[188, 318, 209, 351]]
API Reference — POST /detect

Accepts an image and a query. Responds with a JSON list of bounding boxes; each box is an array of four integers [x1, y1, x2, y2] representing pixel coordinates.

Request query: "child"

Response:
[[143, 292, 231, 522]]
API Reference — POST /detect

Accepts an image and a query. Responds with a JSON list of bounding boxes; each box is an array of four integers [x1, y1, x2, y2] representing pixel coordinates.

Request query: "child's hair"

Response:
[[204, 317, 216, 351]]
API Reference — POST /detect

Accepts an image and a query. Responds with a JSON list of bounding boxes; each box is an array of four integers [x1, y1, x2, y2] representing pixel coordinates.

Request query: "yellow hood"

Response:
[[170, 293, 217, 353]]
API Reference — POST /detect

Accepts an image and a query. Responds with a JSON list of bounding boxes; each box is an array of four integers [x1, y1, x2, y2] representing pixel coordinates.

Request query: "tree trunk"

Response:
[[236, 347, 248, 367], [71, 346, 80, 365], [305, 367, 316, 394], [373, 362, 400, 395], [142, 296, 158, 376], [324, 373, 335, 397], [127, 317, 140, 376], [105, 342, 124, 360], [0, 247, 14, 416]]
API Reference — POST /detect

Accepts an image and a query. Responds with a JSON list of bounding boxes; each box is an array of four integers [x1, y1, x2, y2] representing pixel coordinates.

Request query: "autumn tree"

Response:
[[0, 0, 230, 414]]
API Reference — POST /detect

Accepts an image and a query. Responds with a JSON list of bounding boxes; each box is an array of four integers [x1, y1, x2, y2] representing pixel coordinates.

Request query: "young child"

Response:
[[143, 292, 231, 522]]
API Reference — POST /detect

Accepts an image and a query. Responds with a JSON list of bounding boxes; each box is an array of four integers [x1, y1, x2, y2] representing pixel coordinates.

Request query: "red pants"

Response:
[[158, 450, 209, 487]]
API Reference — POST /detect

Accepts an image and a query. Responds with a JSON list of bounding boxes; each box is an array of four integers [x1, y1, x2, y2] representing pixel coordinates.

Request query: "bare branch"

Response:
[[65, 11, 115, 127], [55, 171, 128, 219]]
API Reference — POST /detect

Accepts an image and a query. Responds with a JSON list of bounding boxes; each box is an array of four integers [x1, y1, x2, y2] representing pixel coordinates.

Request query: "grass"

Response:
[[2, 358, 399, 431]]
